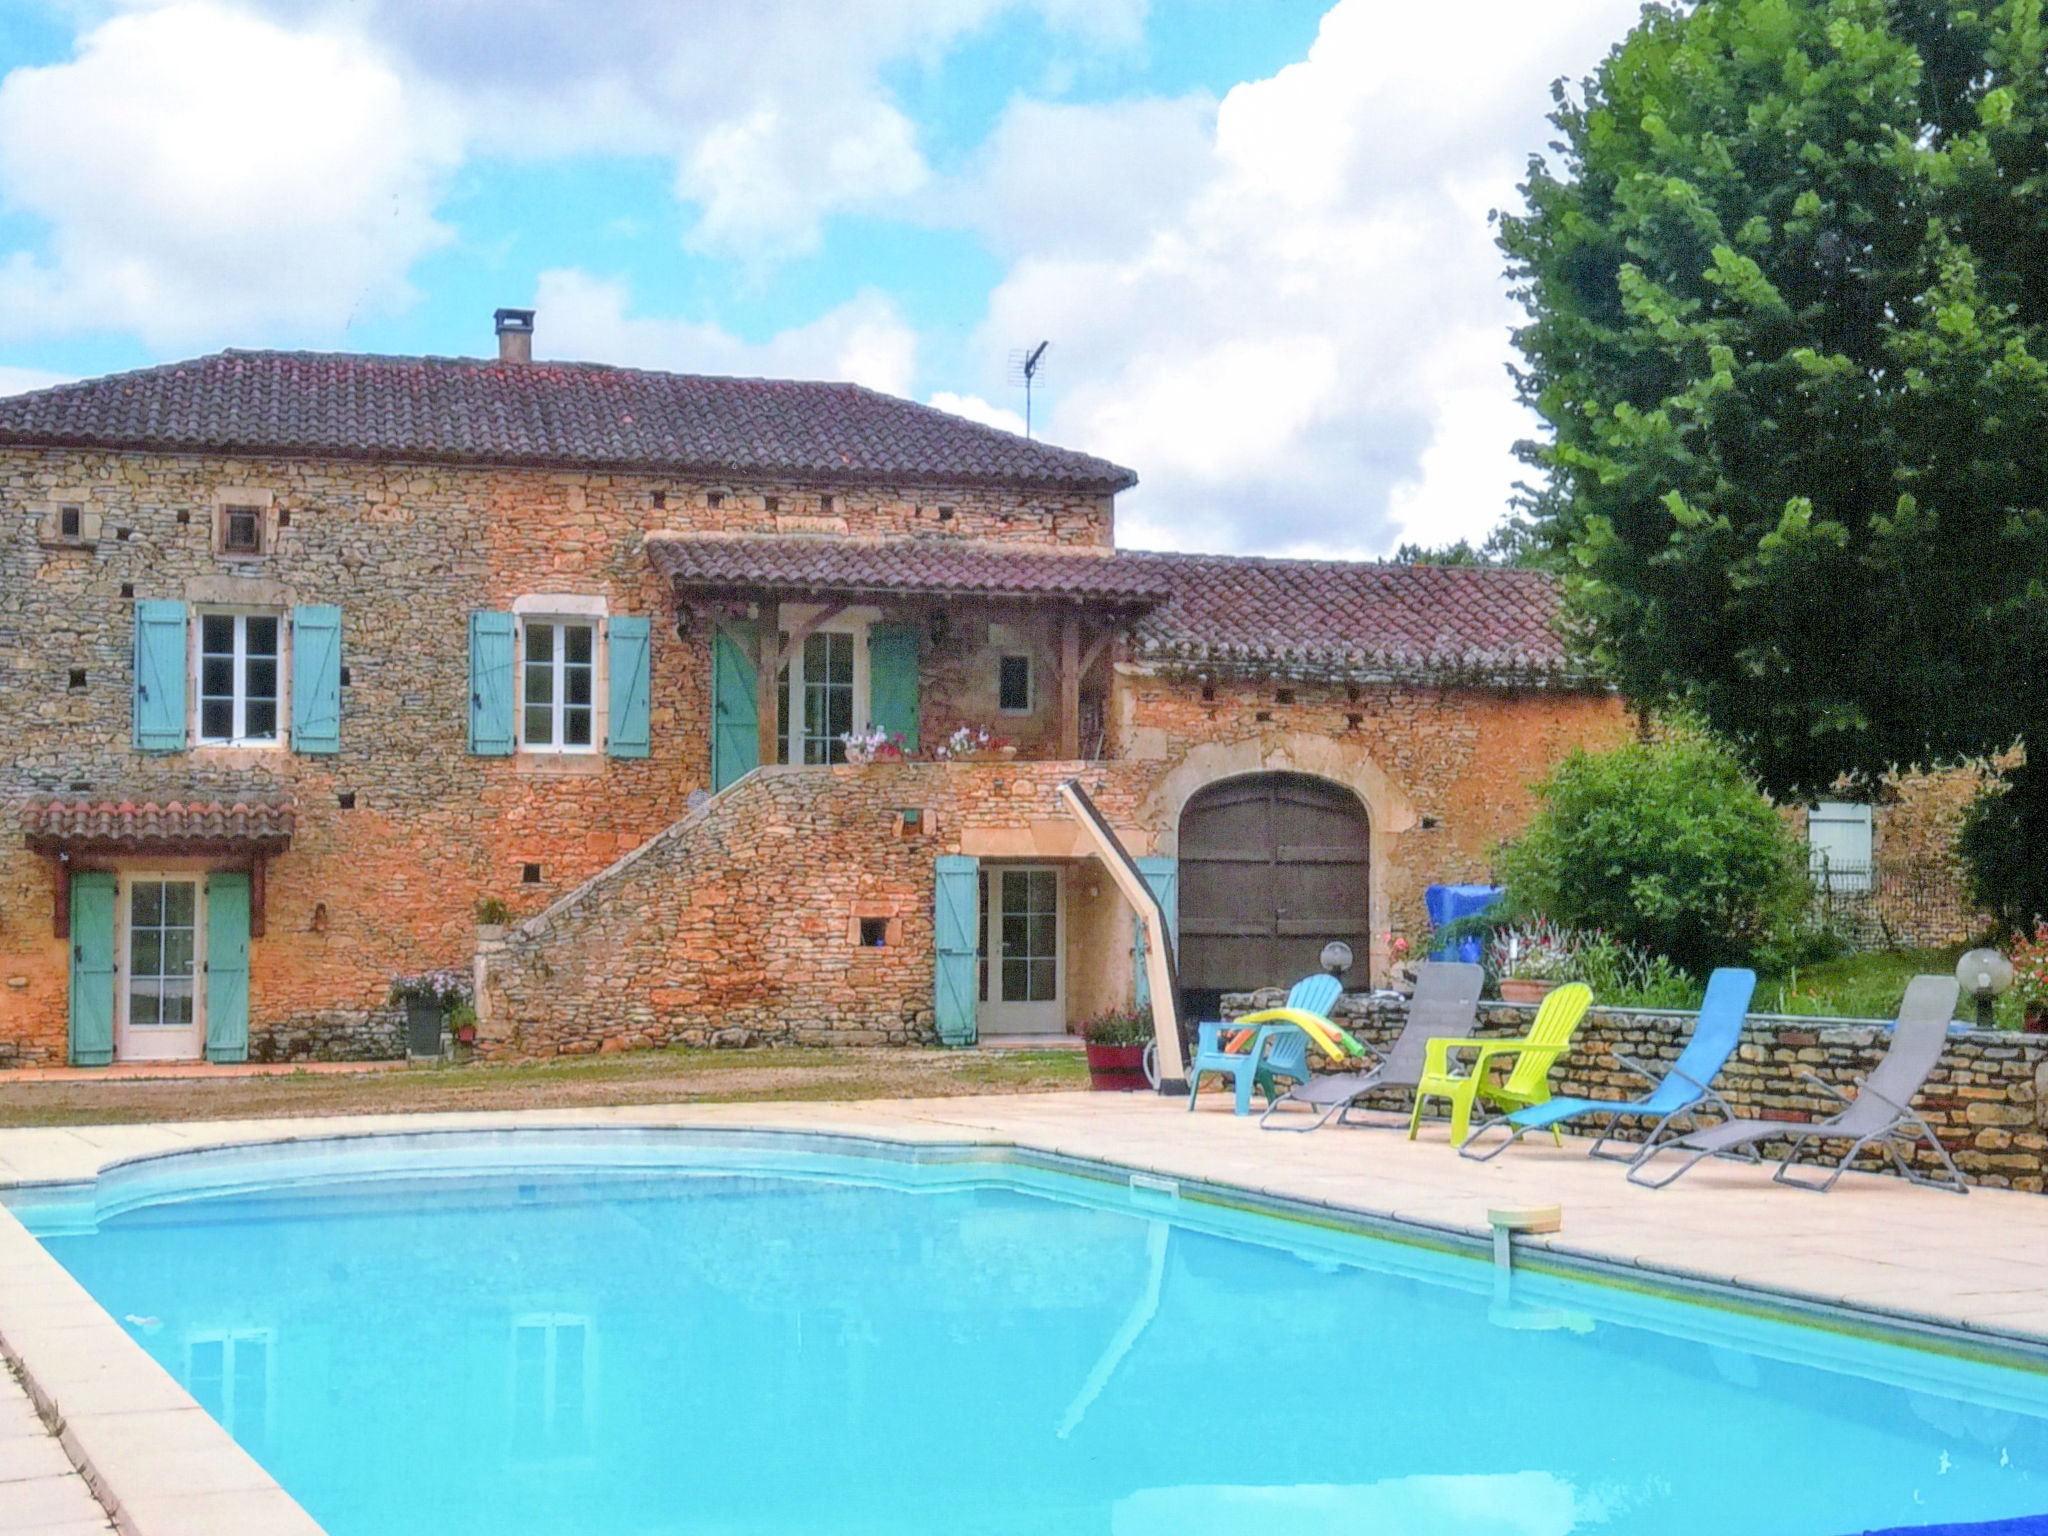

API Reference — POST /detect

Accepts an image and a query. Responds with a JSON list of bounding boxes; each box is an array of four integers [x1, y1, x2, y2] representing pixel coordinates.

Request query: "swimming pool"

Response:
[[12, 1129, 2048, 1536]]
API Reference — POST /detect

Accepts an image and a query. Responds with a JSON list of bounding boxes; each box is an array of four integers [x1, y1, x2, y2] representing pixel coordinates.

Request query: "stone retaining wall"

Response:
[[1228, 988, 2048, 1192]]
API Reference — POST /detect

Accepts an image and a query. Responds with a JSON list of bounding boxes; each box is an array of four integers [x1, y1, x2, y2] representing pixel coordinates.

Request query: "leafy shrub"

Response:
[[1483, 919, 1701, 1009], [1493, 734, 1809, 975], [1958, 766, 2048, 939]]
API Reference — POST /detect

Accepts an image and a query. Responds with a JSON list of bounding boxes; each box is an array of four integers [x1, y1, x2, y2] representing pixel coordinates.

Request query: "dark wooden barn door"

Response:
[[1178, 774, 1369, 1012]]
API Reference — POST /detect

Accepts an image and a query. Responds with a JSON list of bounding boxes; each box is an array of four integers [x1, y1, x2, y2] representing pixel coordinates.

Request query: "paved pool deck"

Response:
[[1, 1090, 2045, 1534]]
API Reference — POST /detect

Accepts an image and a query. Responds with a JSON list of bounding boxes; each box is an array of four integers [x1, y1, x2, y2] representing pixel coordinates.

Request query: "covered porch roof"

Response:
[[21, 794, 296, 858], [644, 532, 1172, 610]]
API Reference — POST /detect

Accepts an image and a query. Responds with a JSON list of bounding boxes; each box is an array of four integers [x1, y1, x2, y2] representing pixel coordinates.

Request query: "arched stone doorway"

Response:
[[1178, 772, 1370, 1017]]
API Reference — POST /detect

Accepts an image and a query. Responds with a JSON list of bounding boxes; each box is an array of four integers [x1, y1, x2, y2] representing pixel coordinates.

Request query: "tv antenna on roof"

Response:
[[1007, 341, 1050, 439]]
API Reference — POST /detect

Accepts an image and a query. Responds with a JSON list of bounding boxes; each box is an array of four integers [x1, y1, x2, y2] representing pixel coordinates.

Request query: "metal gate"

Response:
[[1178, 773, 1369, 1003]]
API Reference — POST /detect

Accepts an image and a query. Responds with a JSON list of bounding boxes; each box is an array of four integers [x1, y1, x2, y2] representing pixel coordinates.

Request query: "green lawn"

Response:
[[1760, 946, 2017, 1025]]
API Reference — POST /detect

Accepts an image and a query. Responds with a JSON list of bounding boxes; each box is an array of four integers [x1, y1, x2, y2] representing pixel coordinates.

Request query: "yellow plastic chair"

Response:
[[1407, 983, 1593, 1148]]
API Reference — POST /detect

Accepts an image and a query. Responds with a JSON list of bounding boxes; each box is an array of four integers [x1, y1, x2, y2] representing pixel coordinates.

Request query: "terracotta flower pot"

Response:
[[1085, 1043, 1149, 1091], [1498, 978, 1558, 1005]]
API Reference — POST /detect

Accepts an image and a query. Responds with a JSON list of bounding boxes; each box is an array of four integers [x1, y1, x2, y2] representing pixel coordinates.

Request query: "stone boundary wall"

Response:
[[477, 760, 1155, 1057], [1228, 988, 2048, 1192]]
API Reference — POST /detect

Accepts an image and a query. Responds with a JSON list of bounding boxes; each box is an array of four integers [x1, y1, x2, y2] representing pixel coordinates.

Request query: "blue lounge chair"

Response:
[[1459, 967, 1757, 1163], [1188, 973, 1342, 1116]]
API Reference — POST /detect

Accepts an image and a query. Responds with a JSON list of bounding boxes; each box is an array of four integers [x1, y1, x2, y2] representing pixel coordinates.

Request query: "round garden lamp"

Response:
[[1955, 947, 2014, 1031], [1321, 941, 1354, 978]]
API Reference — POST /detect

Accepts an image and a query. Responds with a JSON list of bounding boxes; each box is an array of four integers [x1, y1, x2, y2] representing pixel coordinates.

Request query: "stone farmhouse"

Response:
[[0, 311, 1631, 1067]]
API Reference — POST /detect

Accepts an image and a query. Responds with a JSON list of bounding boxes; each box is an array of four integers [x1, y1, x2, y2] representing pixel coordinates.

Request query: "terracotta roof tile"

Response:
[[0, 351, 1137, 494], [21, 795, 297, 851], [1125, 552, 1585, 683], [646, 533, 1172, 605]]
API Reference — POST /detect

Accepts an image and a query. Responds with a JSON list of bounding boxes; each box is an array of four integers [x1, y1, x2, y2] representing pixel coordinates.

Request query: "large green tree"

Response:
[[1499, 0, 2048, 903]]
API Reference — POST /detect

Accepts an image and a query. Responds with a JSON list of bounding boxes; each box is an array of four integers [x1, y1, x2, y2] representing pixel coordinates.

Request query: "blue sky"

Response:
[[0, 0, 1647, 557]]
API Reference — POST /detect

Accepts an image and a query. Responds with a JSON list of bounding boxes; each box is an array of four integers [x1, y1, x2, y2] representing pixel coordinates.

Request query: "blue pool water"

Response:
[[16, 1132, 2048, 1536]]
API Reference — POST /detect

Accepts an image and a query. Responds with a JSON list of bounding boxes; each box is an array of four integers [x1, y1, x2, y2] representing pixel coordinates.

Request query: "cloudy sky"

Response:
[[0, 0, 1645, 557]]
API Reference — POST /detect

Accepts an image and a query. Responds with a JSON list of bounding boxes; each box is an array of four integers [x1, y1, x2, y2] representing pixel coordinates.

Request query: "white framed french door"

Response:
[[977, 865, 1065, 1035], [116, 872, 206, 1062]]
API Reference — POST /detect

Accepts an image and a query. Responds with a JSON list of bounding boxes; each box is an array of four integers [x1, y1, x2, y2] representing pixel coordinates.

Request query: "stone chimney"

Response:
[[494, 308, 535, 365]]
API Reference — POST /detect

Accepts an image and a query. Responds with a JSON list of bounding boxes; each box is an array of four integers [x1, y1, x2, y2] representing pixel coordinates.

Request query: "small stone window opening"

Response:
[[893, 807, 928, 839], [1255, 710, 1273, 723], [522, 863, 543, 884], [115, 527, 130, 541], [937, 505, 955, 522], [58, 504, 82, 538], [68, 667, 87, 690], [1420, 815, 1440, 830], [176, 509, 191, 525], [339, 665, 352, 687], [819, 494, 835, 514], [1346, 713, 1363, 731], [859, 917, 889, 948], [764, 496, 780, 513], [1200, 682, 1216, 702], [706, 491, 725, 509], [998, 654, 1033, 714], [651, 490, 667, 510], [120, 583, 135, 599], [276, 508, 291, 529], [1274, 687, 1295, 706], [337, 792, 357, 810], [221, 505, 263, 555]]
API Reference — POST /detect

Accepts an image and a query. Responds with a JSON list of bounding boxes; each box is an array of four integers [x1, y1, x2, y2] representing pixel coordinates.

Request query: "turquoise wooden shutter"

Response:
[[606, 615, 652, 759], [934, 854, 980, 1046], [712, 622, 759, 790], [132, 600, 188, 752], [68, 873, 116, 1067], [468, 611, 515, 756], [1133, 856, 1179, 1011], [291, 604, 342, 754], [867, 622, 921, 752], [204, 871, 251, 1063]]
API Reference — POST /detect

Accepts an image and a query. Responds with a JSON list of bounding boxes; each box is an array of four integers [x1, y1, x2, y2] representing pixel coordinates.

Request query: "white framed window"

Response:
[[1808, 801, 1873, 893], [997, 653, 1033, 714], [774, 605, 874, 765], [197, 610, 284, 746], [520, 619, 598, 752]]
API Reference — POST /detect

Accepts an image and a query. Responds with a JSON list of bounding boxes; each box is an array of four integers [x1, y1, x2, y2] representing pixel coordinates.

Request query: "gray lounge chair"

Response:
[[1258, 961, 1485, 1131], [1627, 974, 1967, 1193]]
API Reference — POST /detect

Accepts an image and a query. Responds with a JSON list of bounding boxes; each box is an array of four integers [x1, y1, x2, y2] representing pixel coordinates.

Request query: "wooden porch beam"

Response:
[[250, 855, 267, 939], [1077, 630, 1113, 686], [774, 603, 849, 669], [50, 855, 69, 941], [755, 623, 780, 770], [1059, 610, 1082, 760]]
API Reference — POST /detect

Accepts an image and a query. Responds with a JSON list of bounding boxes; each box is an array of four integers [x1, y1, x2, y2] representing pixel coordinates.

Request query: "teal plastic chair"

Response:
[[1189, 973, 1343, 1116]]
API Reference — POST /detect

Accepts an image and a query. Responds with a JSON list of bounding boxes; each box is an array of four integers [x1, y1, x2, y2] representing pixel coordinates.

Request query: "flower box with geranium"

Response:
[[933, 725, 1015, 763], [840, 727, 908, 765], [1081, 1010, 1151, 1091]]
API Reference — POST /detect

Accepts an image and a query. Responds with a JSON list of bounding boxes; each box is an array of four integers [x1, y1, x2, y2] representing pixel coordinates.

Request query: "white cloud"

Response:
[[0, 365, 72, 397], [966, 0, 1643, 557], [927, 391, 1026, 435], [0, 2, 460, 347], [233, 0, 1151, 259], [532, 268, 918, 396]]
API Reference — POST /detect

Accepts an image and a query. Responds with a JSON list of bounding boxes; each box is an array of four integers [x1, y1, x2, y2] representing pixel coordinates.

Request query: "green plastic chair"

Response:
[[1406, 983, 1593, 1148]]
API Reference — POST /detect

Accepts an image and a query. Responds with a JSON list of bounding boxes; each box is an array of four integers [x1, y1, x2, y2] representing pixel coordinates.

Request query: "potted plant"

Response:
[[1081, 1010, 1152, 1091], [840, 726, 908, 765], [933, 724, 1015, 763], [475, 896, 512, 939], [389, 970, 470, 1057], [1485, 919, 1580, 1004], [2008, 923, 2048, 1034], [446, 1002, 480, 1048]]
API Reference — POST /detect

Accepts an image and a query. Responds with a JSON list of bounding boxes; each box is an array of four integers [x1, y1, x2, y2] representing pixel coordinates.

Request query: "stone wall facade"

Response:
[[478, 760, 1158, 1054], [0, 444, 1108, 1064], [1230, 988, 2048, 1193]]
